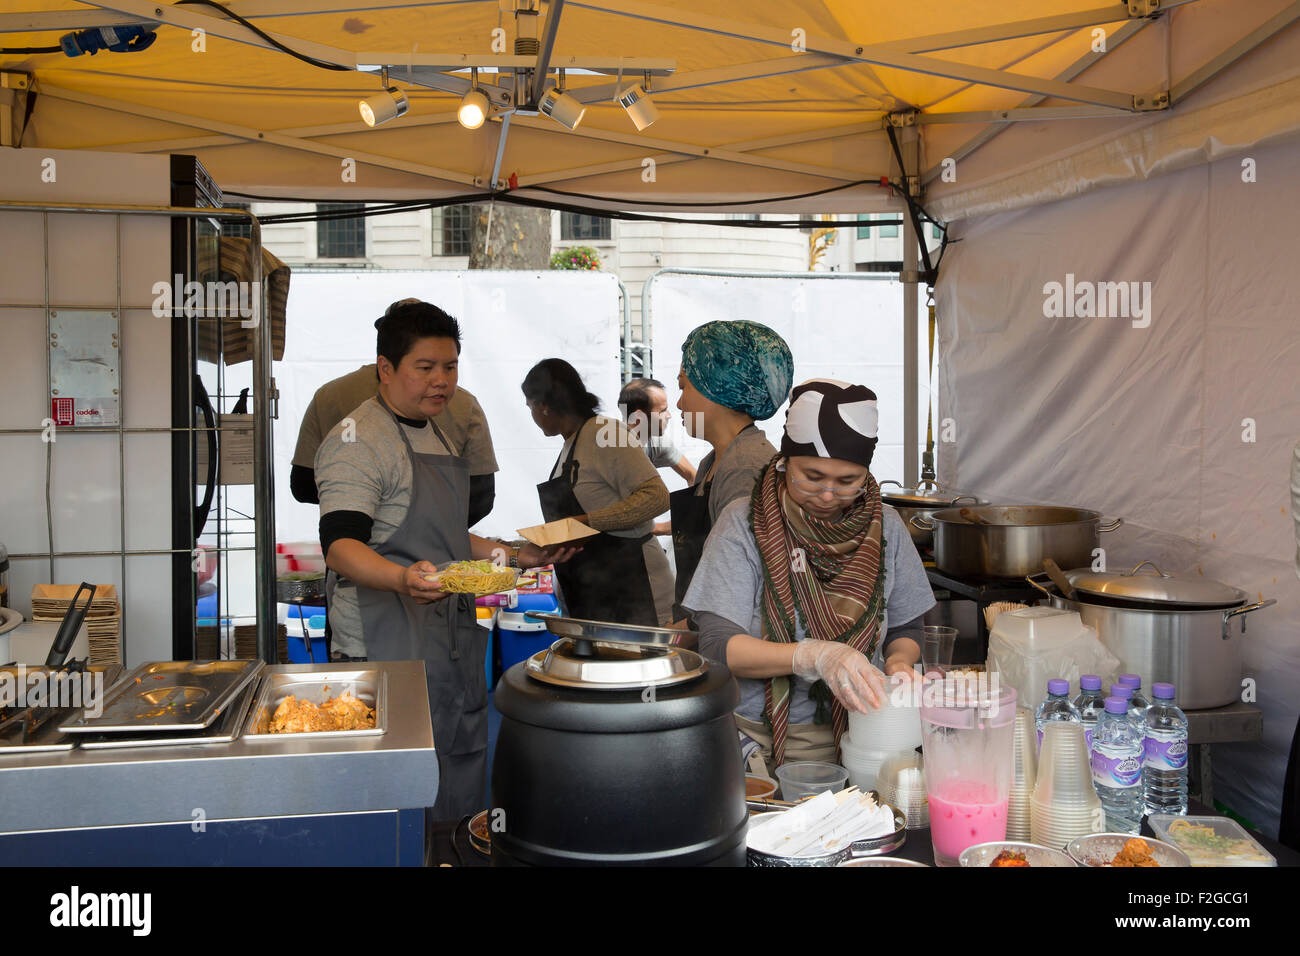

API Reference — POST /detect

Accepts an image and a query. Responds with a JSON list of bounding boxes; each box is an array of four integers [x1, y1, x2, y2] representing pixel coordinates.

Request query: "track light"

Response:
[[539, 88, 586, 131], [458, 88, 490, 130], [359, 87, 408, 127], [617, 84, 659, 131]]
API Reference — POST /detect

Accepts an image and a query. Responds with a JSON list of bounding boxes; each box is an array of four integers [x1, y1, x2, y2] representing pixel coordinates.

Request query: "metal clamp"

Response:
[[1221, 599, 1277, 640], [1132, 91, 1170, 111], [908, 514, 934, 531], [1099, 517, 1124, 533], [1127, 0, 1161, 17]]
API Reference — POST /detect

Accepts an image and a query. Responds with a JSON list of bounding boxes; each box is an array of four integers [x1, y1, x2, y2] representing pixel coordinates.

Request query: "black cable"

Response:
[[0, 46, 61, 54], [175, 0, 349, 72], [525, 179, 879, 208], [883, 123, 935, 283]]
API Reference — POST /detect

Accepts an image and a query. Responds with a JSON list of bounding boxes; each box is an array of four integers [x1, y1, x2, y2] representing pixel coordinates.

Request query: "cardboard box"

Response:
[[516, 518, 600, 548]]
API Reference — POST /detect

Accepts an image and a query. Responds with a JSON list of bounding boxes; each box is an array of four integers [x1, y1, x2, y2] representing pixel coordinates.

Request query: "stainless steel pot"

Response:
[[1026, 571, 1275, 710], [912, 505, 1123, 579], [879, 480, 983, 549]]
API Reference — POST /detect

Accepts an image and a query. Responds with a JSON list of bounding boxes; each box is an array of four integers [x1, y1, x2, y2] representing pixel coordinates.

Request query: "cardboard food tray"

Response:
[[516, 518, 600, 548]]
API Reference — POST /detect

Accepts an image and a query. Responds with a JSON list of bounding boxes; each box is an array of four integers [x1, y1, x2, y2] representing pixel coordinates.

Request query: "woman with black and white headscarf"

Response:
[[682, 379, 936, 776]]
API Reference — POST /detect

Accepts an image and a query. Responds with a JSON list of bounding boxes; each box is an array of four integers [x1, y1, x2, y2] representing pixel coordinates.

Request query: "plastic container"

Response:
[[876, 749, 928, 830], [285, 614, 327, 664], [846, 700, 922, 753], [496, 608, 554, 674], [1034, 678, 1081, 751], [1143, 682, 1188, 816], [1007, 708, 1037, 842], [987, 606, 1115, 713], [1091, 698, 1144, 833], [1147, 814, 1277, 867], [839, 735, 894, 791], [1073, 674, 1106, 750], [921, 678, 1018, 865], [775, 761, 848, 801]]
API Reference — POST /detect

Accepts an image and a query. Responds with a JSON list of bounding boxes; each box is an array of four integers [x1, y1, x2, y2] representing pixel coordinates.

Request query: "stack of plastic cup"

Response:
[[1007, 707, 1038, 842], [1030, 721, 1104, 850], [875, 749, 928, 830], [840, 696, 923, 791]]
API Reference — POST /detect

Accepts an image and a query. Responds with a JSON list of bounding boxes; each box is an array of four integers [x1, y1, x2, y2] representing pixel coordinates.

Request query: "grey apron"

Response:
[[356, 403, 487, 821]]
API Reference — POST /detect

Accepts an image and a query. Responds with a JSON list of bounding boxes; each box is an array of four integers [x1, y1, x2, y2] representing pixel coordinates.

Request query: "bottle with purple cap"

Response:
[[1118, 673, 1152, 724], [1072, 674, 1106, 750], [1109, 683, 1144, 735], [1143, 682, 1189, 816], [1034, 678, 1081, 751], [1092, 697, 1144, 833]]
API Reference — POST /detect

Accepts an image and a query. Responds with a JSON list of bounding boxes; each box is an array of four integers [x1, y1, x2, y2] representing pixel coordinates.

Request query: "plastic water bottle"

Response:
[[1073, 674, 1106, 750], [1108, 683, 1144, 735], [1035, 678, 1081, 750], [1119, 674, 1152, 725], [1091, 697, 1145, 833], [1143, 682, 1189, 816]]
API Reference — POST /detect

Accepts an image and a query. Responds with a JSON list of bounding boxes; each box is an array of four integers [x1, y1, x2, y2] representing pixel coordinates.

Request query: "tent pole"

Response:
[[900, 126, 920, 490]]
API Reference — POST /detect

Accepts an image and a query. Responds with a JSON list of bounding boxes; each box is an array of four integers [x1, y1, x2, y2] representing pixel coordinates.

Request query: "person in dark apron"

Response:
[[317, 303, 573, 824], [669, 320, 795, 620], [523, 359, 672, 626]]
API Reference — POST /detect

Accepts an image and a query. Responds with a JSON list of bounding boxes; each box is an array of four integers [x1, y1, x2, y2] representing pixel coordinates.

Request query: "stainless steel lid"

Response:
[[532, 611, 697, 649], [525, 638, 707, 690], [1065, 560, 1245, 607], [879, 479, 980, 508]]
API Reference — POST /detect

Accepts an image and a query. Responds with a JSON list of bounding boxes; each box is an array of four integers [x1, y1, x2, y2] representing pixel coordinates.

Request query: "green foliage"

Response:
[[550, 245, 601, 270]]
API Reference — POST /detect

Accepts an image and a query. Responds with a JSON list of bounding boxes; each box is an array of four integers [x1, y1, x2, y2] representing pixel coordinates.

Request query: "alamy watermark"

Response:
[[0, 666, 106, 718], [1042, 273, 1152, 328], [151, 276, 260, 327]]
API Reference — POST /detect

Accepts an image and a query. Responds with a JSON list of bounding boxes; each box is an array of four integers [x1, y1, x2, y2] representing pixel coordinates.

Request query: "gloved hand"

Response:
[[791, 640, 886, 713]]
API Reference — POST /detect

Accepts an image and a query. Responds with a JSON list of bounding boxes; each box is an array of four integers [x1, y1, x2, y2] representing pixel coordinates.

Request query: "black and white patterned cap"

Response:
[[779, 378, 879, 468]]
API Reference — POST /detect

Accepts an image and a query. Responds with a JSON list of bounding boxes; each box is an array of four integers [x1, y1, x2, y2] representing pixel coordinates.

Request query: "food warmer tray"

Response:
[[243, 668, 388, 740], [75, 678, 260, 750], [0, 664, 122, 754], [59, 660, 264, 734], [530, 611, 697, 649]]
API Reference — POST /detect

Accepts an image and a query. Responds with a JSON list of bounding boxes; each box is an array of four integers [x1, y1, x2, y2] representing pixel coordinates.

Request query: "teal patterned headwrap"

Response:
[[681, 320, 794, 421]]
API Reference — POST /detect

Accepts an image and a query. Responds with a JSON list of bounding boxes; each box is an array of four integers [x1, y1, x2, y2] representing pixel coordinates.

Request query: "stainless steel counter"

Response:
[[0, 661, 437, 835]]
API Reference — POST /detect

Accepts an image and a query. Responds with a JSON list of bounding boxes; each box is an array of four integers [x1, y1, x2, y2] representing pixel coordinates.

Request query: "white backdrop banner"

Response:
[[269, 271, 621, 546], [936, 137, 1300, 837], [647, 272, 930, 499]]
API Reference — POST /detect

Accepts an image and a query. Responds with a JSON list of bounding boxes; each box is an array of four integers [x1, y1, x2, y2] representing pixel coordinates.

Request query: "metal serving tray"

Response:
[[59, 660, 264, 734], [75, 678, 259, 750], [531, 612, 697, 649], [242, 669, 387, 740], [0, 664, 122, 754]]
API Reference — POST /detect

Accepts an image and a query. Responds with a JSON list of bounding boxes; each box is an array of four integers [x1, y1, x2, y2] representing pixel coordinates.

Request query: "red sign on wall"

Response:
[[52, 398, 74, 426]]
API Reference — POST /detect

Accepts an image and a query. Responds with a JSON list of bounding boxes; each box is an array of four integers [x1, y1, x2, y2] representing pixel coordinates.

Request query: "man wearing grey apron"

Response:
[[316, 302, 572, 822]]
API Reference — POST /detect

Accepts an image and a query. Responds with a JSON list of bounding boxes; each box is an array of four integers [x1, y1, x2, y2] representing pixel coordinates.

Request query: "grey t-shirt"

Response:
[[551, 416, 675, 624], [695, 425, 777, 524], [315, 397, 452, 657], [682, 497, 936, 724]]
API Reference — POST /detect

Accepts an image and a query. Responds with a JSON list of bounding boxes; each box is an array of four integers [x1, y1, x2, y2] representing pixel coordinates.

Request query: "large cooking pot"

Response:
[[1026, 562, 1276, 710], [879, 480, 984, 549], [912, 505, 1123, 579], [490, 638, 746, 866]]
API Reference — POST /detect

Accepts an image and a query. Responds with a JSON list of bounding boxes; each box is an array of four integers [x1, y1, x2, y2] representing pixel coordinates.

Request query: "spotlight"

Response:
[[539, 88, 586, 131], [458, 88, 490, 130], [617, 84, 659, 131], [359, 87, 408, 127]]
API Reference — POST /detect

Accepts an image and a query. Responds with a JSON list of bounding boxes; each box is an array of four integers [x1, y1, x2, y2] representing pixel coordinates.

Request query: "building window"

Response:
[[561, 213, 611, 241], [434, 204, 472, 256], [316, 203, 366, 258], [858, 213, 900, 240], [931, 223, 943, 239], [221, 202, 252, 239]]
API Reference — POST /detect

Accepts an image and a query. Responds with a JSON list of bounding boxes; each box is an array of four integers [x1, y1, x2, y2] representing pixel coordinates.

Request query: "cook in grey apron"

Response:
[[356, 402, 487, 822]]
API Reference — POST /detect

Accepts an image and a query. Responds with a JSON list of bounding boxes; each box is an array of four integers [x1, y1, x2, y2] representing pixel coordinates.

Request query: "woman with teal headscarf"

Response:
[[670, 320, 794, 620]]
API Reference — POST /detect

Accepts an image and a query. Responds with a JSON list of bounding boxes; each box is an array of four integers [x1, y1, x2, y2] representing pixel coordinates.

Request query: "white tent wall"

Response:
[[934, 136, 1300, 836], [270, 271, 622, 549], [647, 272, 930, 500]]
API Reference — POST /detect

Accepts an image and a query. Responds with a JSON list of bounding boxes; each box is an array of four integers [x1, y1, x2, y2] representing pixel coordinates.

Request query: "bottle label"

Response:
[[1144, 736, 1188, 770], [1084, 727, 1094, 751], [1092, 750, 1142, 788]]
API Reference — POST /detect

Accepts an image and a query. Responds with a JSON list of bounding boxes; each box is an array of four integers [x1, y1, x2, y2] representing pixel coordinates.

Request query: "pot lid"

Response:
[[1065, 561, 1245, 607], [525, 638, 707, 690], [879, 479, 981, 507]]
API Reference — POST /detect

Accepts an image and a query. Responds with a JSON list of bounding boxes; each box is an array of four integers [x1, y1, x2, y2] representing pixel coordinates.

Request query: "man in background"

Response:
[[291, 299, 498, 526], [619, 377, 695, 537]]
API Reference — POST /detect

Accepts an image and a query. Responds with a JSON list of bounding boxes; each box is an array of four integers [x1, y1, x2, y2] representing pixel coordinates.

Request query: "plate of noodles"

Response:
[[426, 560, 521, 595]]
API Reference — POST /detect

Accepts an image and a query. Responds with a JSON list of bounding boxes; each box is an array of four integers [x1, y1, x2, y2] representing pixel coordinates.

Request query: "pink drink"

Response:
[[929, 782, 1008, 862]]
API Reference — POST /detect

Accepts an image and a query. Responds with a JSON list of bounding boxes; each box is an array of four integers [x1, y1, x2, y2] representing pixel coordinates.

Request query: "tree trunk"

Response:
[[468, 203, 552, 269]]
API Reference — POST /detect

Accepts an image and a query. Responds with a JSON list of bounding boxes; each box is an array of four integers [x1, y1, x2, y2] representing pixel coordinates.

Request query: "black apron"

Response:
[[668, 479, 712, 621], [356, 404, 487, 821], [536, 418, 658, 625]]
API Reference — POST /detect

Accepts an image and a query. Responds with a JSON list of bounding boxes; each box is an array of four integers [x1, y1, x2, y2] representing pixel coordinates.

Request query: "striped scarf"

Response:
[[751, 460, 887, 766]]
